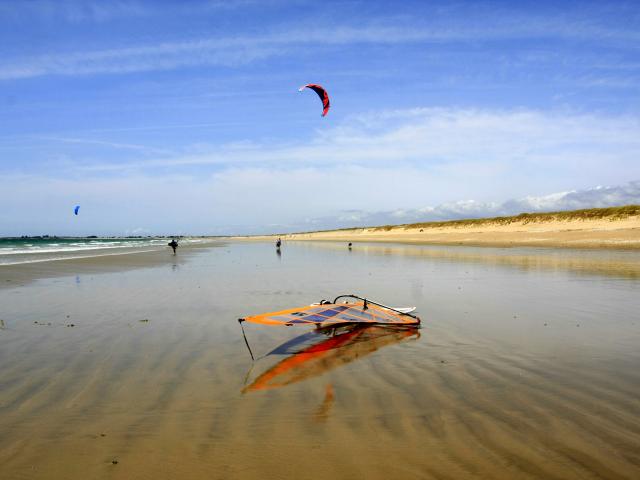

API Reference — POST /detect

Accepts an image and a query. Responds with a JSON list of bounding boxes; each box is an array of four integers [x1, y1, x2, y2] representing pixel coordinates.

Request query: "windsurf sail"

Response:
[[239, 295, 420, 327]]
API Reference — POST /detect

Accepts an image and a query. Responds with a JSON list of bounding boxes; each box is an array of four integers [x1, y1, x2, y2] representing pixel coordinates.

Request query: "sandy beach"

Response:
[[240, 212, 640, 250], [4, 1, 640, 478], [1, 241, 639, 479]]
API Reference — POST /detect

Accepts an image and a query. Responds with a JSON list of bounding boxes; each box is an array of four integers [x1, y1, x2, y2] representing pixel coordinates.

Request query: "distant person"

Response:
[[348, 242, 352, 250], [168, 238, 179, 255], [276, 238, 282, 249]]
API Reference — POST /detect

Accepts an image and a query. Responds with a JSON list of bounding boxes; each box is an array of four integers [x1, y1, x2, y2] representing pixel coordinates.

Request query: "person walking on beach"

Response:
[[276, 238, 282, 249], [168, 238, 179, 255]]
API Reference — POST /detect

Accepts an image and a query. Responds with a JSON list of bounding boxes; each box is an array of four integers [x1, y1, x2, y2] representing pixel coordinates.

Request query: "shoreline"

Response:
[[237, 215, 640, 250], [2, 237, 639, 292], [0, 239, 223, 289]]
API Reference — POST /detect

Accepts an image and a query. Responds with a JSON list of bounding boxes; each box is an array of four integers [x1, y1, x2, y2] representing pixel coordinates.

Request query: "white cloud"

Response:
[[1, 107, 639, 236], [64, 107, 640, 174], [503, 181, 640, 212], [305, 181, 640, 230]]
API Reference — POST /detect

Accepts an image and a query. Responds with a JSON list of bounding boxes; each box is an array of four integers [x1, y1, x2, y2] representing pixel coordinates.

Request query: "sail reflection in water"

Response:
[[243, 324, 420, 392]]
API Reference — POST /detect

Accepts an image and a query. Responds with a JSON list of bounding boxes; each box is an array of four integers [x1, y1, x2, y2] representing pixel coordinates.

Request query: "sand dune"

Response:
[[241, 210, 640, 250]]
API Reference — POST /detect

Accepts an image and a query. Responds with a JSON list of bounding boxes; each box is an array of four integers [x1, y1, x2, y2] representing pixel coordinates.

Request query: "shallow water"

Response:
[[0, 237, 214, 266], [1, 242, 639, 479], [0, 237, 166, 265]]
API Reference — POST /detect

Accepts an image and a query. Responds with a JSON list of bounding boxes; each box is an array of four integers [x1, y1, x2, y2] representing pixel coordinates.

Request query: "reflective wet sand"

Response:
[[1, 242, 639, 479]]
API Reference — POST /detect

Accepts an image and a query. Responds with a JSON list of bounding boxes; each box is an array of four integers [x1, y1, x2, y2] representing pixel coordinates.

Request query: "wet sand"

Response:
[[1, 242, 639, 479], [243, 215, 640, 249]]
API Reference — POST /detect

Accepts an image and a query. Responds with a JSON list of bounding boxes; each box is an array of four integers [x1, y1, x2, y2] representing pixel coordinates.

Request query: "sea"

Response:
[[0, 237, 176, 265]]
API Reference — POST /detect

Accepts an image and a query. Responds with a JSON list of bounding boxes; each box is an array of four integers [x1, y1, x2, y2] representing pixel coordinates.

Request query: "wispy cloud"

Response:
[[35, 135, 173, 155], [0, 0, 152, 23], [2, 12, 639, 80], [0, 0, 288, 25], [71, 108, 640, 184], [0, 39, 281, 79]]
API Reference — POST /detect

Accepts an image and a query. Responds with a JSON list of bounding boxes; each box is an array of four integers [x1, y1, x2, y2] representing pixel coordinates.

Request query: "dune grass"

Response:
[[291, 205, 640, 235], [376, 204, 640, 231]]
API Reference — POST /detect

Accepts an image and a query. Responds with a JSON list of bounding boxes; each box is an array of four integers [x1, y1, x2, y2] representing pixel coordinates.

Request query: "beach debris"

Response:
[[299, 84, 330, 116], [111, 460, 118, 465], [138, 319, 149, 323], [0, 319, 5, 329], [66, 324, 75, 327]]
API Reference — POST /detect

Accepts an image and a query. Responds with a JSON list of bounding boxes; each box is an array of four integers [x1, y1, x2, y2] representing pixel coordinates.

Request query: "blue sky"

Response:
[[1, 0, 639, 235]]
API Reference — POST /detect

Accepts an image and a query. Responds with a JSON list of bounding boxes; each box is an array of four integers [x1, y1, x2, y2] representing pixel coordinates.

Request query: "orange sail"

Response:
[[240, 300, 420, 327]]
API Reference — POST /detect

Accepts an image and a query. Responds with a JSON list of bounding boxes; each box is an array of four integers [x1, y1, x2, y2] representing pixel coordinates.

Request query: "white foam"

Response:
[[0, 248, 163, 266], [0, 239, 172, 265]]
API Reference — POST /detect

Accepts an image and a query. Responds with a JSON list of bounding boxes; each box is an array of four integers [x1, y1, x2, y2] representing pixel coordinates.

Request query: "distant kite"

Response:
[[299, 84, 330, 117], [74, 205, 80, 215]]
